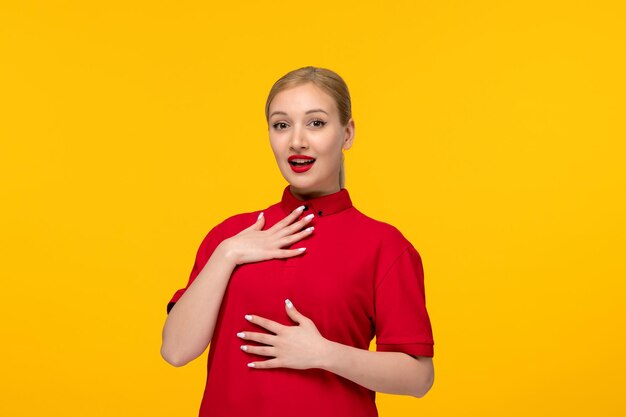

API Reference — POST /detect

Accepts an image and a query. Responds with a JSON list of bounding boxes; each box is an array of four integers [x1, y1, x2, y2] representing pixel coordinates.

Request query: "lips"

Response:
[[288, 154, 316, 173], [288, 154, 316, 165]]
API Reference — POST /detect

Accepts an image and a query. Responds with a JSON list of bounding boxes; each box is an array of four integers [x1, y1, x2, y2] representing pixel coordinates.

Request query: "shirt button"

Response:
[[318, 210, 323, 216], [303, 205, 309, 211]]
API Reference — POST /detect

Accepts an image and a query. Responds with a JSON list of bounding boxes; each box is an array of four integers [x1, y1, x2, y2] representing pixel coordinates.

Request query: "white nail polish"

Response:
[[237, 332, 245, 338], [257, 212, 264, 220], [244, 314, 252, 321], [298, 247, 306, 252], [285, 299, 293, 309], [248, 362, 256, 368], [295, 205, 306, 212], [241, 345, 248, 351], [304, 213, 314, 221], [305, 226, 314, 233]]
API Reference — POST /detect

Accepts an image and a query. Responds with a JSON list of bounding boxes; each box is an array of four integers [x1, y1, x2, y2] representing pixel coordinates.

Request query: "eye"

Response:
[[272, 122, 289, 130], [309, 119, 327, 128]]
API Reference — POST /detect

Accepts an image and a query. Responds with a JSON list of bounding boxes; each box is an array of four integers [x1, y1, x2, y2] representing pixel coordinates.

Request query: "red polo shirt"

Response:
[[167, 185, 434, 417]]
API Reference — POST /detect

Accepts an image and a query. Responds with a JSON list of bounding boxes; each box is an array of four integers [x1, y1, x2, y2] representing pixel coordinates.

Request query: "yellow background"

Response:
[[1, 1, 624, 416]]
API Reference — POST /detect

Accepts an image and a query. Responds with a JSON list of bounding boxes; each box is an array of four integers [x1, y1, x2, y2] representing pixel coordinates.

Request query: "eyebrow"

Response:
[[269, 109, 329, 118]]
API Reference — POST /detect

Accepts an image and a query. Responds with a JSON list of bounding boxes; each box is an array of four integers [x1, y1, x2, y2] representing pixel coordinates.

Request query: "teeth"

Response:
[[292, 159, 314, 163]]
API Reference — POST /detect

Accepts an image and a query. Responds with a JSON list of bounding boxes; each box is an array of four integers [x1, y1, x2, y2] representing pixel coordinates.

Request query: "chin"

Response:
[[281, 170, 312, 185], [287, 178, 316, 190], [284, 177, 317, 191]]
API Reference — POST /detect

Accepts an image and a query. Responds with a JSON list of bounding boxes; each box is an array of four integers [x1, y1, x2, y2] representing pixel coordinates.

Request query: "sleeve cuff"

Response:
[[166, 289, 187, 314], [376, 342, 434, 358], [166, 302, 176, 315]]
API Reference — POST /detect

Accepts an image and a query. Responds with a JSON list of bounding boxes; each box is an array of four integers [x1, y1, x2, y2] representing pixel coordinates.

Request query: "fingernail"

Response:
[[257, 212, 264, 220], [295, 205, 305, 212], [298, 247, 306, 252], [244, 314, 252, 321], [304, 213, 314, 221], [247, 362, 256, 368], [241, 345, 248, 351], [285, 299, 293, 309], [305, 226, 314, 233], [237, 332, 246, 338]]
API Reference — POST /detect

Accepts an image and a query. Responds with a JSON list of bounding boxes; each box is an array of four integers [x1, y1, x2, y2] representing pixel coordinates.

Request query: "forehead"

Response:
[[269, 83, 337, 116]]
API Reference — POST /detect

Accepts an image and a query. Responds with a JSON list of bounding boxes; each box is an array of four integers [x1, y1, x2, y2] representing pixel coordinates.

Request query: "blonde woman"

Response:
[[161, 66, 435, 416]]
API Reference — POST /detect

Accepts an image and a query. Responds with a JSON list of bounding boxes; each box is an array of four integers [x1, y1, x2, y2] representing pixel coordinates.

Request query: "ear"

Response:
[[342, 118, 355, 150]]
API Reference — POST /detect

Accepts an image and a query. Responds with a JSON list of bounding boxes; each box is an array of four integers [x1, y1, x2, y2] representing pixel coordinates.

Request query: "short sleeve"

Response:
[[375, 245, 434, 357], [166, 221, 226, 314]]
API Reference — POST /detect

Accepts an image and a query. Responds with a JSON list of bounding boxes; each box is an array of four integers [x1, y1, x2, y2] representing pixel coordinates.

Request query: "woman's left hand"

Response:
[[238, 300, 329, 370]]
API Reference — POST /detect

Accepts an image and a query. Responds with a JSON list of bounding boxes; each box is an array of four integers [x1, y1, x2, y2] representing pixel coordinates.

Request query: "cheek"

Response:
[[268, 138, 282, 157], [316, 134, 344, 158]]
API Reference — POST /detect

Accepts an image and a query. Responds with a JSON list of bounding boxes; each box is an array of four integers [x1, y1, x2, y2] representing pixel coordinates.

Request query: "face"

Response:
[[268, 82, 355, 200]]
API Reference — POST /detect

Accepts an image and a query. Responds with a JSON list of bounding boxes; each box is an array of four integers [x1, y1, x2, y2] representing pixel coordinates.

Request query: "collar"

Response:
[[279, 185, 353, 217]]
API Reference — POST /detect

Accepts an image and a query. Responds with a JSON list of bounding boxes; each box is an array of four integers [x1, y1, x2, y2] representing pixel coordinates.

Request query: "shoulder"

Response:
[[214, 211, 259, 237], [350, 207, 413, 253], [214, 200, 281, 237], [348, 208, 422, 284]]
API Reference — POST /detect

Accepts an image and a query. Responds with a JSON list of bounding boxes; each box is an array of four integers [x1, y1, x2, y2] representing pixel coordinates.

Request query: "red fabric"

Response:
[[167, 185, 434, 417]]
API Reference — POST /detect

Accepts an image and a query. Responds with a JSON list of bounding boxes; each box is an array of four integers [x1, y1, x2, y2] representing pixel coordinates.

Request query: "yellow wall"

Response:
[[1, 1, 624, 415]]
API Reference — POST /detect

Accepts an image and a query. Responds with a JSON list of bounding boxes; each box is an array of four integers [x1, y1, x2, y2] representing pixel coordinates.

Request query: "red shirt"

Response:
[[167, 185, 434, 417]]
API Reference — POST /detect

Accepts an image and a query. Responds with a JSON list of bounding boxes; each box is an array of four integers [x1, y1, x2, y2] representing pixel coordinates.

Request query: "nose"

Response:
[[289, 124, 309, 150]]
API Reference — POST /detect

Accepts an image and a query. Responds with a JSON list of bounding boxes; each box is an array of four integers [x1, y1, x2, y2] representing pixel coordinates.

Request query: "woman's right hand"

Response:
[[220, 205, 314, 266]]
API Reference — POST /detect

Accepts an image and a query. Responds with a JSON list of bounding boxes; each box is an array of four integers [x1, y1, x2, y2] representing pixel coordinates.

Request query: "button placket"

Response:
[[297, 204, 314, 222], [289, 206, 315, 264], [284, 207, 318, 301]]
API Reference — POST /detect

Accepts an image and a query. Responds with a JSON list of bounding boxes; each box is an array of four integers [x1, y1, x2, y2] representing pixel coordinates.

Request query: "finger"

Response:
[[276, 213, 315, 238], [248, 358, 282, 369], [278, 226, 314, 247], [272, 248, 307, 259], [254, 211, 265, 229], [239, 211, 265, 233], [250, 211, 265, 230], [267, 205, 306, 233], [245, 314, 285, 335], [240, 344, 277, 357], [285, 299, 308, 325], [237, 331, 277, 345]]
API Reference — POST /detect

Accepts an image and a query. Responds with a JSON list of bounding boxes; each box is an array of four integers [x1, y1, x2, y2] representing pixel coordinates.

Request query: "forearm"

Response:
[[319, 340, 434, 397], [161, 243, 236, 367]]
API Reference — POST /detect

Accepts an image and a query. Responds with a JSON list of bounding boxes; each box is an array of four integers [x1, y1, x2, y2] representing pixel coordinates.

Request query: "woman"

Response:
[[161, 66, 435, 416]]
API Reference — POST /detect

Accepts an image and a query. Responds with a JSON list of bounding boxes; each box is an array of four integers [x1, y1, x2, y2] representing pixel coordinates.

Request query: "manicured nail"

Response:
[[244, 314, 252, 321], [247, 362, 256, 368], [285, 299, 293, 309], [237, 332, 246, 338], [241, 345, 248, 351], [257, 212, 264, 220], [295, 205, 306, 212], [305, 226, 314, 233], [304, 213, 314, 221], [297, 247, 306, 252]]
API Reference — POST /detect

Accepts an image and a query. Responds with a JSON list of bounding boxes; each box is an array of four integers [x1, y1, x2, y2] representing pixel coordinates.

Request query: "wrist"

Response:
[[216, 240, 239, 268], [317, 338, 338, 371]]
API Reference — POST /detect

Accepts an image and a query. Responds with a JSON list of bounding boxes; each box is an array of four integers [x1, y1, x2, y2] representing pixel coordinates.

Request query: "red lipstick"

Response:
[[288, 154, 316, 173]]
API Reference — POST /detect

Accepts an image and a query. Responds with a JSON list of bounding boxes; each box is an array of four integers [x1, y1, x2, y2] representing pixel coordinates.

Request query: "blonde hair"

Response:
[[265, 66, 352, 189]]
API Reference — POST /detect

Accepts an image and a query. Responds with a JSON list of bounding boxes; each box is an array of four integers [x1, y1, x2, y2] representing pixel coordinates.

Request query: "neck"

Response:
[[289, 184, 341, 201]]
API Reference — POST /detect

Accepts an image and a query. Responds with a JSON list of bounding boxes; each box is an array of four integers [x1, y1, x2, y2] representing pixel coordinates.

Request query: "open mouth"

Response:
[[288, 158, 316, 167]]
